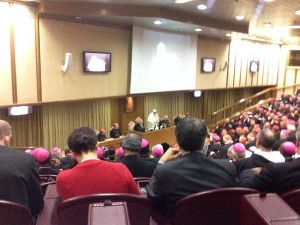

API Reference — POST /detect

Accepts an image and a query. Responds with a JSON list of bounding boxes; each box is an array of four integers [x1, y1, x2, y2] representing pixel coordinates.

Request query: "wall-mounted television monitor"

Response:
[[83, 51, 111, 73], [249, 60, 259, 73], [8, 106, 33, 116], [201, 58, 216, 73]]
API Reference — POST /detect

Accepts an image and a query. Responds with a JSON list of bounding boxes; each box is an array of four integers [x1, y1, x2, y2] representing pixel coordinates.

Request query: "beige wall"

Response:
[[39, 19, 131, 102]]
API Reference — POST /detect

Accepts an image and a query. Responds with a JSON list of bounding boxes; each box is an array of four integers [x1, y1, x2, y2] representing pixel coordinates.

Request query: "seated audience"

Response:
[[110, 123, 122, 138], [121, 133, 157, 177], [236, 129, 285, 176], [56, 127, 139, 200], [97, 128, 106, 142], [115, 147, 125, 162], [147, 117, 237, 218], [97, 146, 104, 159], [215, 134, 233, 159], [60, 147, 75, 170], [133, 117, 146, 132], [139, 139, 151, 158], [239, 127, 300, 195], [36, 148, 60, 175], [279, 141, 296, 162], [0, 120, 43, 219]]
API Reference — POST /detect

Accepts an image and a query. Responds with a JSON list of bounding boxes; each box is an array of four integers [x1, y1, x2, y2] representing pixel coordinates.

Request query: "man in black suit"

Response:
[[0, 120, 44, 219], [110, 123, 122, 138], [147, 117, 237, 218], [121, 133, 157, 177], [60, 147, 75, 170], [239, 127, 300, 195]]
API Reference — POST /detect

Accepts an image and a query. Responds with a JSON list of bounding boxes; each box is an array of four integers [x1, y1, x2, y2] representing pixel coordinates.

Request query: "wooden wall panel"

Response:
[[14, 6, 38, 104], [39, 19, 131, 102], [0, 2, 13, 105]]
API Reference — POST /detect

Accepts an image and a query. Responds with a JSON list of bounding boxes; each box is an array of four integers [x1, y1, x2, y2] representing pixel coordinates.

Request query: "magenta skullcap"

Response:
[[213, 135, 221, 142], [141, 139, 149, 148], [30, 148, 42, 160], [36, 148, 50, 163], [282, 142, 296, 155], [280, 129, 289, 136], [25, 149, 32, 154], [152, 144, 164, 158], [232, 143, 246, 154], [97, 147, 104, 159], [116, 147, 125, 157], [52, 147, 61, 154]]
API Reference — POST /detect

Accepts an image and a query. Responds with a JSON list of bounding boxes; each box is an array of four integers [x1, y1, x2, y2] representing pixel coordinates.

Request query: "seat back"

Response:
[[41, 181, 56, 196], [0, 200, 33, 225], [174, 187, 259, 225], [281, 188, 300, 215], [57, 193, 151, 225]]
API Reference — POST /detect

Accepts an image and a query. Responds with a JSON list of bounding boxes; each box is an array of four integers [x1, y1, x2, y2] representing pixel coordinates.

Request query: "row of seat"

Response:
[[2, 185, 300, 225]]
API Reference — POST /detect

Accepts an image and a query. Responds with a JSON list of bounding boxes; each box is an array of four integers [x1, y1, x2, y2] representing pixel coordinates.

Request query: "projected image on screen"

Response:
[[131, 26, 197, 94]]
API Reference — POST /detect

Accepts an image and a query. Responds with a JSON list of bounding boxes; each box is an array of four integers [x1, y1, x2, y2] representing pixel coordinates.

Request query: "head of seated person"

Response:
[[122, 133, 142, 156], [139, 139, 150, 158]]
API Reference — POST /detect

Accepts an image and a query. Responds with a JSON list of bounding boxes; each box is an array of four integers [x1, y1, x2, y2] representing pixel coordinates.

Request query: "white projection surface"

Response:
[[130, 26, 197, 94]]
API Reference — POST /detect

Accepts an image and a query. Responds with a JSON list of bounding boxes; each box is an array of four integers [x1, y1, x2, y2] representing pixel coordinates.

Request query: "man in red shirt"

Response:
[[56, 127, 139, 200]]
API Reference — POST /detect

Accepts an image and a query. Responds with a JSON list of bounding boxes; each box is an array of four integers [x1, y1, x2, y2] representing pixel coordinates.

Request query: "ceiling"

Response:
[[21, 0, 300, 44]]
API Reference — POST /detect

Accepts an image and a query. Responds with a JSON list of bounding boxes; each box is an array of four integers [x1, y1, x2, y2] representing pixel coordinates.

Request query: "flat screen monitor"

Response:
[[83, 51, 111, 73], [8, 106, 33, 116], [201, 58, 216, 73]]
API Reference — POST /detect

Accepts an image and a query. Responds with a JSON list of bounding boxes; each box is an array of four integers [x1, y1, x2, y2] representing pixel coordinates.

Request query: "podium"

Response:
[[132, 126, 176, 148]]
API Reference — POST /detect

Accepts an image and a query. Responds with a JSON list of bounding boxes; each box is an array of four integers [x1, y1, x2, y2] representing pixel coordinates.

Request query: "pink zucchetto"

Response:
[[97, 147, 104, 159], [152, 144, 164, 158], [213, 135, 221, 142], [282, 142, 296, 155], [36, 148, 50, 163], [52, 147, 61, 155], [141, 139, 149, 148], [30, 148, 42, 160], [116, 147, 125, 157], [232, 143, 246, 154]]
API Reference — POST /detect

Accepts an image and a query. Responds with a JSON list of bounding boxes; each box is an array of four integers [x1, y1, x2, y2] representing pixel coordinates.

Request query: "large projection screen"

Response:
[[130, 26, 197, 94]]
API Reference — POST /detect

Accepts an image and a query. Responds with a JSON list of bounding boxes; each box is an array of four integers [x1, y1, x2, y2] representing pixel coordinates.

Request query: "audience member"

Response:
[[97, 146, 104, 159], [236, 129, 285, 176], [215, 134, 232, 159], [133, 117, 146, 132], [121, 133, 157, 177], [239, 127, 300, 195], [56, 127, 139, 200], [37, 148, 60, 175], [110, 123, 122, 138], [97, 128, 106, 142], [152, 144, 164, 159], [115, 147, 125, 162], [147, 117, 236, 218], [147, 108, 159, 130], [227, 143, 246, 163], [173, 113, 183, 125], [279, 141, 296, 162], [60, 147, 75, 170], [0, 120, 43, 219]]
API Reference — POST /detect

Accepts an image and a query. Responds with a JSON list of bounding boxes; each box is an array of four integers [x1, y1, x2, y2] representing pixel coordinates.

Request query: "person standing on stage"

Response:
[[147, 109, 160, 131]]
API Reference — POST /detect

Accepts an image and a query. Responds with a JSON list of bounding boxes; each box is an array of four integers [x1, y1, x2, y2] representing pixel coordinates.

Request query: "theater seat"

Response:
[[281, 188, 300, 215], [41, 181, 56, 196], [0, 200, 33, 225], [173, 187, 259, 225], [57, 193, 151, 225], [39, 174, 57, 183]]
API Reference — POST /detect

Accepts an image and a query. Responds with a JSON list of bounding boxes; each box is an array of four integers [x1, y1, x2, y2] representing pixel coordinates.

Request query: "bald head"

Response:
[[0, 120, 12, 144], [256, 129, 276, 151]]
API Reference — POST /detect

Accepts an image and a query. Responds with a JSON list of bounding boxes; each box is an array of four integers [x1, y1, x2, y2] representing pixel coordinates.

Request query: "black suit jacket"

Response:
[[0, 146, 44, 218], [239, 158, 300, 195], [110, 128, 122, 138], [133, 123, 145, 132], [147, 152, 237, 218], [121, 155, 157, 177]]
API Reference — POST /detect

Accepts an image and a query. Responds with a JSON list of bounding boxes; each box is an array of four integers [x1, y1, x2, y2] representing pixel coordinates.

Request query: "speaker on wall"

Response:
[[61, 52, 72, 72]]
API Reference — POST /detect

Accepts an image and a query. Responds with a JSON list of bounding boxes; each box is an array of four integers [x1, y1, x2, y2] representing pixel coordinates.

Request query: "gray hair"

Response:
[[122, 133, 142, 152], [0, 120, 12, 140]]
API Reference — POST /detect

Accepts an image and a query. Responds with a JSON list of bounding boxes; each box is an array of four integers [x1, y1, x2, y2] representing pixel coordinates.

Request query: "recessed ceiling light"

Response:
[[195, 28, 202, 32], [235, 15, 244, 21], [154, 20, 162, 25], [197, 4, 208, 10], [175, 0, 193, 3], [295, 10, 300, 15], [264, 0, 274, 2]]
